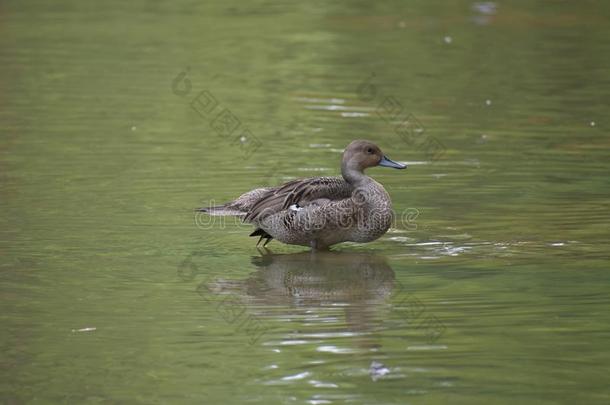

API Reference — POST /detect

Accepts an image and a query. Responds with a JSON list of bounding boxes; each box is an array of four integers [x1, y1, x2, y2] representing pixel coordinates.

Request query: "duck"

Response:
[[198, 140, 406, 249]]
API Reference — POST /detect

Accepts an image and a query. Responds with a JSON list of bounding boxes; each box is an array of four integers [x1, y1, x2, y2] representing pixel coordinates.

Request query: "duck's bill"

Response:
[[379, 155, 407, 169]]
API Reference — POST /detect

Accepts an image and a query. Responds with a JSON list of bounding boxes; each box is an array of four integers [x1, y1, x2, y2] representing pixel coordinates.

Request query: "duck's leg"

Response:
[[256, 246, 272, 255]]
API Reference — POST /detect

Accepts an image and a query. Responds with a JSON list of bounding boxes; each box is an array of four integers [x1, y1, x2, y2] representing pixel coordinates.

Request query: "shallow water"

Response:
[[1, 0, 609, 404]]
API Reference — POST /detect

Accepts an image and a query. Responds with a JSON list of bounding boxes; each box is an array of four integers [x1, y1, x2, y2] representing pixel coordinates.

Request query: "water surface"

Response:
[[1, 0, 609, 404]]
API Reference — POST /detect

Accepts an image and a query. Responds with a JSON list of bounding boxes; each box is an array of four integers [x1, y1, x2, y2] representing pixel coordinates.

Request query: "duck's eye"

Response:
[[367, 148, 374, 154]]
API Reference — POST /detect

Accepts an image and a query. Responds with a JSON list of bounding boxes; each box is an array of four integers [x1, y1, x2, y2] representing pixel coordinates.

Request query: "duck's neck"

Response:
[[341, 162, 371, 187]]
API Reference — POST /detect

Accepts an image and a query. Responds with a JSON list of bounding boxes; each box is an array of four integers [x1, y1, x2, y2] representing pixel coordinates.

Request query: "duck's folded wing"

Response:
[[244, 176, 352, 222]]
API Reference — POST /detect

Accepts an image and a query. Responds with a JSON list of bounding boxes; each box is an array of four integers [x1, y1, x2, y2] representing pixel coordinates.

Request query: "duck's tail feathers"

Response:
[[196, 188, 273, 218], [196, 205, 246, 217]]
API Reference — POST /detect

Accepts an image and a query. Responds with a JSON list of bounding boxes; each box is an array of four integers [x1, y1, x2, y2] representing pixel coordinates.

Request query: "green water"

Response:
[[1, 0, 609, 403]]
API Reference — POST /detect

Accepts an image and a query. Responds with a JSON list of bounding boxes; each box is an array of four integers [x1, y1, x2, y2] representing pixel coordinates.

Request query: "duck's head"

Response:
[[342, 140, 407, 173]]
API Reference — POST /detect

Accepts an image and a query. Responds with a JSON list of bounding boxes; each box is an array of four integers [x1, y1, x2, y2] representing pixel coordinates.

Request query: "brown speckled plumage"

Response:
[[198, 140, 407, 249]]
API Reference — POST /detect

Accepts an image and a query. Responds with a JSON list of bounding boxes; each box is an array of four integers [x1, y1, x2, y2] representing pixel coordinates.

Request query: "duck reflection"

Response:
[[247, 250, 395, 305], [209, 250, 396, 350]]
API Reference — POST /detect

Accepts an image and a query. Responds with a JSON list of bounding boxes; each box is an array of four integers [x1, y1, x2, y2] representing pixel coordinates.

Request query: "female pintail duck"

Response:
[[198, 140, 406, 249]]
